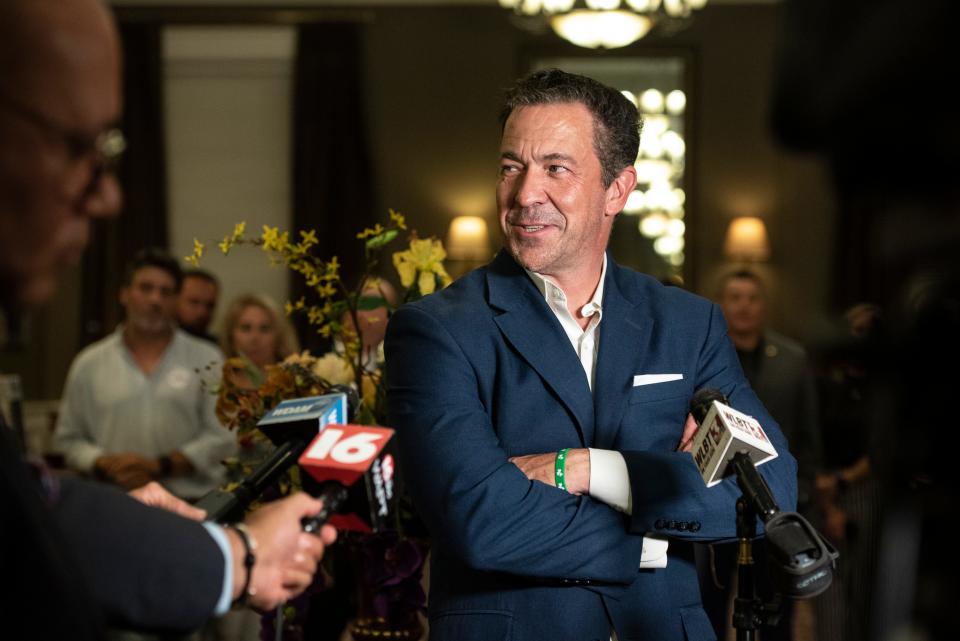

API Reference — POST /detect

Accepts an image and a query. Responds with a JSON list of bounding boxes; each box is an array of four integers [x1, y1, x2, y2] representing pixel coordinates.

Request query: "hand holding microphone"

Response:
[[229, 492, 337, 610]]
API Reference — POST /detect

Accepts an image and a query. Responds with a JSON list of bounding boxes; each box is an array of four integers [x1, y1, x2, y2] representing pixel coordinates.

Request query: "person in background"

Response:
[[207, 294, 302, 641], [54, 248, 235, 498], [717, 269, 822, 510], [220, 292, 300, 375], [0, 1, 335, 638], [177, 268, 220, 344], [340, 278, 398, 374], [696, 268, 822, 641], [812, 302, 882, 641]]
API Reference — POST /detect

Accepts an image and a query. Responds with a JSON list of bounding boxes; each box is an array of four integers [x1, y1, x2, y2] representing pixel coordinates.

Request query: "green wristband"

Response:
[[555, 448, 569, 491]]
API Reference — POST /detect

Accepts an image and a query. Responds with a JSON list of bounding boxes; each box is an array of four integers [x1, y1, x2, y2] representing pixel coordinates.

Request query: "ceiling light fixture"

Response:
[[499, 0, 708, 49]]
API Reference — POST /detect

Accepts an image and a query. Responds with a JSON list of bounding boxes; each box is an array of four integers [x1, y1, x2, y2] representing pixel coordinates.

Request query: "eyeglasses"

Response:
[[0, 90, 126, 198]]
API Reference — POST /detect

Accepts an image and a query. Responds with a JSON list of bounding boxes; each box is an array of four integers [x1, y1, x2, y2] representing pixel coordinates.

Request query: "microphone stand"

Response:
[[733, 497, 762, 641], [730, 452, 780, 641]]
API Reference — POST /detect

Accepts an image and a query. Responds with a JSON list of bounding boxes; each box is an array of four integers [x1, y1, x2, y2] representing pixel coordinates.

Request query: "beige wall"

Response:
[[164, 26, 295, 337]]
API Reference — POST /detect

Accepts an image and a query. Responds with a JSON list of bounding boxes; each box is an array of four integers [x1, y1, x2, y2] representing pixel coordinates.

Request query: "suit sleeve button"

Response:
[[677, 521, 688, 531], [655, 519, 666, 530], [689, 521, 701, 532]]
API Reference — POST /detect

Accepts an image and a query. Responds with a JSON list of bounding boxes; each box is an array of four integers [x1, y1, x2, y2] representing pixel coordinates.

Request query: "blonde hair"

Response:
[[219, 293, 300, 363]]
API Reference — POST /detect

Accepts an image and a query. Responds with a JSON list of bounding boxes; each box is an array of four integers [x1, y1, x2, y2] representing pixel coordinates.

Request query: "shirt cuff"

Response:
[[587, 448, 632, 514], [201, 522, 233, 617], [639, 535, 669, 569]]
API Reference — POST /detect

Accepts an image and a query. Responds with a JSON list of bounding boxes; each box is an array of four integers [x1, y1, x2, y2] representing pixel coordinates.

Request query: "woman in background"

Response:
[[208, 293, 300, 641], [220, 292, 299, 373]]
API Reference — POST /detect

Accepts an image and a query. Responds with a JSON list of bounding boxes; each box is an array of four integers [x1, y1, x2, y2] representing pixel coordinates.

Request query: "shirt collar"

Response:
[[526, 254, 607, 320]]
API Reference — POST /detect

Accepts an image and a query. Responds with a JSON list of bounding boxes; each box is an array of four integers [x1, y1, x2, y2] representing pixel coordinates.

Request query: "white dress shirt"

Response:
[[527, 256, 668, 568]]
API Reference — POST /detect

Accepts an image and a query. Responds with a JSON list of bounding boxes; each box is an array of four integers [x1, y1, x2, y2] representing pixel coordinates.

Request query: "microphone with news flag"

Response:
[[194, 389, 352, 523], [688, 388, 837, 599]]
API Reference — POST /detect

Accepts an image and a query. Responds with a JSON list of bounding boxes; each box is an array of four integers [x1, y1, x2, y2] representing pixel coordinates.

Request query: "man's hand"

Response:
[[95, 453, 158, 490], [510, 449, 590, 495], [676, 414, 699, 452], [231, 492, 337, 610], [129, 481, 207, 521]]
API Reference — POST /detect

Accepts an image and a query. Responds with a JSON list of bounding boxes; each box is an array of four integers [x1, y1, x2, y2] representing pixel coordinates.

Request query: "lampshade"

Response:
[[723, 216, 770, 262], [446, 216, 491, 261]]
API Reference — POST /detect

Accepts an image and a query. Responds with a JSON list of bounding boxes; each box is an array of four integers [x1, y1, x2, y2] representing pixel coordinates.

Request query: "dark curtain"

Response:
[[80, 22, 168, 345], [291, 23, 376, 354]]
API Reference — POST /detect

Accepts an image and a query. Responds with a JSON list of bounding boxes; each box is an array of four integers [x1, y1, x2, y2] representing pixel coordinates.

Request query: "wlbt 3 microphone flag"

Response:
[[688, 388, 778, 487], [688, 388, 838, 598]]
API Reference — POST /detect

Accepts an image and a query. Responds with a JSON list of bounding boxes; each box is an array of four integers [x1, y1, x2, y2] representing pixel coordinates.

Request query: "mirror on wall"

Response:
[[532, 55, 691, 283]]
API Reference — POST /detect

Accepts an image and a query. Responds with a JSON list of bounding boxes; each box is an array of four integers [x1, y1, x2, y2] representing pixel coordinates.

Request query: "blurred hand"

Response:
[[821, 503, 848, 542], [233, 492, 337, 610], [129, 481, 207, 521], [677, 414, 699, 452], [95, 453, 158, 490]]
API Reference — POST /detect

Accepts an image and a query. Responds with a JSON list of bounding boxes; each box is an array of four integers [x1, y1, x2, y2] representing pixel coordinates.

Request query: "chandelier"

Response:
[[498, 0, 708, 49]]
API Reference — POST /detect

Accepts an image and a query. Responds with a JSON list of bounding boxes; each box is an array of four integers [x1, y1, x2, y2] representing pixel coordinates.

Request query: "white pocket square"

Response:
[[633, 373, 683, 387]]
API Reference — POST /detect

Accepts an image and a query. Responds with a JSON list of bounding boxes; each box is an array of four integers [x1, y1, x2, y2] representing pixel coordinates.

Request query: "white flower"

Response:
[[311, 351, 355, 386]]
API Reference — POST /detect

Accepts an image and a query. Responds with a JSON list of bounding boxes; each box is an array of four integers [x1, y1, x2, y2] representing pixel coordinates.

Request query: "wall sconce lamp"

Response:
[[446, 216, 491, 262], [724, 216, 770, 262]]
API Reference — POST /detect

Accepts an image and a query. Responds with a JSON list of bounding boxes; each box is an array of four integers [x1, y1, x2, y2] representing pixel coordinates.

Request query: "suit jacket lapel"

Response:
[[486, 251, 596, 446], [593, 259, 655, 449]]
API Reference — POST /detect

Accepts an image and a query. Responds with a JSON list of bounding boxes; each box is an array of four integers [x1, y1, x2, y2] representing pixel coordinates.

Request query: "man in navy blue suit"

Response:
[[386, 69, 797, 641]]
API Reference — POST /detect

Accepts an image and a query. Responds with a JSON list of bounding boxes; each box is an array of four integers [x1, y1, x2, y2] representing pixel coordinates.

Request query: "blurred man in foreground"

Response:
[[0, 1, 336, 638]]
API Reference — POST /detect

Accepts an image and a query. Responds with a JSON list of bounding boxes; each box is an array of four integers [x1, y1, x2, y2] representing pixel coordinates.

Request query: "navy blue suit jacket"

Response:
[[1, 422, 223, 638], [385, 251, 797, 641]]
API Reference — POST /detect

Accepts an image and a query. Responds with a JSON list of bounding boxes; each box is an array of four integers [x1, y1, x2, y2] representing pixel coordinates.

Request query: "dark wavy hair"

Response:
[[123, 247, 183, 291], [499, 68, 641, 187]]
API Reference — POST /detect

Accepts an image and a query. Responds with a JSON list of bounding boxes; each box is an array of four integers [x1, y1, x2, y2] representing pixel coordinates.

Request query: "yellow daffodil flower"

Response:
[[393, 237, 452, 295]]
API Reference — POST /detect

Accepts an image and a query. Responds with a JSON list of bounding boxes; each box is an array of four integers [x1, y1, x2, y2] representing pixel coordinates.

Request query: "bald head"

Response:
[[0, 0, 122, 308], [0, 0, 119, 115]]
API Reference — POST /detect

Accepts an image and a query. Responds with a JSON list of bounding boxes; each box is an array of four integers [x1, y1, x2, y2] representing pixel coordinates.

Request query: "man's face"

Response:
[[0, 0, 122, 307], [497, 102, 628, 278], [120, 267, 178, 336], [177, 276, 218, 333], [719, 277, 766, 337]]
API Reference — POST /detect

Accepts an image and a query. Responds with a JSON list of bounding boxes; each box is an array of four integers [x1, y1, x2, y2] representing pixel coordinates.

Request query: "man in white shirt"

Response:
[[55, 248, 236, 498]]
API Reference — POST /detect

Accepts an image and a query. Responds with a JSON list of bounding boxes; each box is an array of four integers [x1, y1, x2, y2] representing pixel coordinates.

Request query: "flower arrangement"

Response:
[[188, 210, 450, 427], [188, 210, 450, 639]]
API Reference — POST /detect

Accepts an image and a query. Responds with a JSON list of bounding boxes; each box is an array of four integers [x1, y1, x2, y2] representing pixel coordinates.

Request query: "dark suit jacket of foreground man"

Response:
[[385, 251, 797, 641], [0, 422, 223, 639]]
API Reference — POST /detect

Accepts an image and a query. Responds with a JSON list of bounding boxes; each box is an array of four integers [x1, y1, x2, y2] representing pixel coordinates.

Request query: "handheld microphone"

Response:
[[689, 388, 838, 598], [194, 391, 351, 523], [298, 423, 399, 534]]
